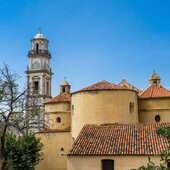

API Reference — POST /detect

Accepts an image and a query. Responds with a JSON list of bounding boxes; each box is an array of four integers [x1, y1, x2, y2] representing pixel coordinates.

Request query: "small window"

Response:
[[46, 82, 49, 95], [130, 102, 134, 114], [36, 43, 39, 53], [33, 81, 39, 94], [153, 81, 157, 86], [56, 117, 61, 123], [155, 115, 160, 122], [62, 87, 65, 93], [102, 159, 114, 170]]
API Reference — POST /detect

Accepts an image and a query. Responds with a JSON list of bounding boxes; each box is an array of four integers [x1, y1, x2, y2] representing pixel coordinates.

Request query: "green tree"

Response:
[[5, 132, 43, 170], [0, 64, 44, 170]]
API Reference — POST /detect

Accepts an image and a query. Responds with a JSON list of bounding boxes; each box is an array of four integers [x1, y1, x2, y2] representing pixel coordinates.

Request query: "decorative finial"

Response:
[[64, 76, 66, 80], [153, 70, 156, 73], [39, 27, 41, 33]]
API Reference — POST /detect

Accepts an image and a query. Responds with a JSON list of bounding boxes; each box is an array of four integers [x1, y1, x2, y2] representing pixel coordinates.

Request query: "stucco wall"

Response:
[[36, 132, 71, 170], [45, 102, 70, 112], [45, 112, 71, 129], [139, 98, 170, 123], [67, 155, 161, 170], [71, 90, 138, 139]]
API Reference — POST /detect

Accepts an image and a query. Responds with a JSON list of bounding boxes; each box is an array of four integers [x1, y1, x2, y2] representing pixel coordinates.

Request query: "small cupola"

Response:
[[30, 30, 49, 54], [149, 72, 161, 87], [60, 80, 71, 94]]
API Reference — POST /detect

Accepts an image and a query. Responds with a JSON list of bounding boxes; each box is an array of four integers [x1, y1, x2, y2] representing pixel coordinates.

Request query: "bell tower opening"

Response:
[[60, 80, 70, 94], [36, 43, 39, 54], [149, 72, 161, 87]]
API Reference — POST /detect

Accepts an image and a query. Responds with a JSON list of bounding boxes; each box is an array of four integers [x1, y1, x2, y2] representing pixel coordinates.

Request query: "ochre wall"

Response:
[[44, 102, 71, 129], [67, 156, 161, 170], [45, 112, 71, 129], [71, 90, 138, 139], [45, 102, 70, 112], [36, 132, 71, 170], [139, 98, 170, 123]]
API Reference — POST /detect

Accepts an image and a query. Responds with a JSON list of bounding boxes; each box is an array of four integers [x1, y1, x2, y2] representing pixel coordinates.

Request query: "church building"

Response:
[[26, 32, 170, 170]]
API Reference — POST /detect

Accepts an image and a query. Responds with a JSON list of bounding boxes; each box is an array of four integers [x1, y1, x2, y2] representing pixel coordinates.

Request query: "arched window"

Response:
[[155, 115, 160, 122], [36, 43, 39, 53], [56, 117, 61, 123], [153, 81, 157, 86], [62, 87, 65, 93], [46, 82, 49, 95], [102, 159, 114, 170]]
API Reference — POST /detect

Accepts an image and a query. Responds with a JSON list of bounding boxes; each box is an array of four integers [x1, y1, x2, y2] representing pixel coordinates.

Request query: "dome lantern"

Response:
[[149, 72, 161, 87]]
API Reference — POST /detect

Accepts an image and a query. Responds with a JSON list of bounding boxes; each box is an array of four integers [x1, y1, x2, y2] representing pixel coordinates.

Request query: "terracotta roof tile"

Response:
[[73, 80, 136, 94], [68, 123, 169, 155], [139, 86, 170, 98], [44, 93, 71, 104], [36, 127, 70, 133]]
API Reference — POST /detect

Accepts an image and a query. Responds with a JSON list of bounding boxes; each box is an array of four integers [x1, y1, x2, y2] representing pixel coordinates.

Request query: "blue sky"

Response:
[[0, 0, 170, 96]]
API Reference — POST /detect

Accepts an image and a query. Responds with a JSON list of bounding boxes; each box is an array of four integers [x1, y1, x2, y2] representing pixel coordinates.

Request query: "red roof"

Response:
[[44, 93, 71, 104], [36, 127, 70, 133], [139, 86, 170, 98], [73, 80, 135, 94], [68, 123, 169, 155]]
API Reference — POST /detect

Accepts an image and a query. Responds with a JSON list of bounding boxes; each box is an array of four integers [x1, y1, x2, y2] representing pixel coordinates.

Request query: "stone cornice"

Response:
[[25, 69, 53, 76]]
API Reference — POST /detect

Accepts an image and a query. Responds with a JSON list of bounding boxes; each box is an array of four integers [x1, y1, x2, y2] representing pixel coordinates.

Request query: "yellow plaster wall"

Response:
[[71, 90, 138, 139], [67, 156, 161, 170], [36, 132, 71, 170], [139, 98, 170, 123], [45, 102, 70, 112], [45, 112, 71, 129]]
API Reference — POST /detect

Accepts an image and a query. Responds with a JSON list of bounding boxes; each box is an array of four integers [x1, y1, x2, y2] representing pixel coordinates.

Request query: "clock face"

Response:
[[33, 62, 40, 69]]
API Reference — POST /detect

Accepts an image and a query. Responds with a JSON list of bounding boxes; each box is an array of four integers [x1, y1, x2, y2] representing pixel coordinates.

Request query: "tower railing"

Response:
[[28, 50, 51, 56]]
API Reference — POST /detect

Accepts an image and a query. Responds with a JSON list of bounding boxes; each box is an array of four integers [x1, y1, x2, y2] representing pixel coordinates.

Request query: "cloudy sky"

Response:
[[0, 0, 170, 96]]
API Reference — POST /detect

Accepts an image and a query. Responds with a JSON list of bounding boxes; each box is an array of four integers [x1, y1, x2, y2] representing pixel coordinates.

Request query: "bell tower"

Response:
[[26, 30, 53, 113]]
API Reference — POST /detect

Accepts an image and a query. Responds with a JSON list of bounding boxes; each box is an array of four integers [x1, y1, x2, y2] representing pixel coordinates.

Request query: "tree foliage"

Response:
[[0, 64, 44, 170], [5, 132, 43, 170]]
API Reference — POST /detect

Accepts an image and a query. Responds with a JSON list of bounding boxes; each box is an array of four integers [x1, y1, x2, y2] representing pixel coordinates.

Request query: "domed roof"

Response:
[[72, 80, 136, 94], [34, 32, 46, 39], [61, 80, 70, 86], [139, 85, 170, 98], [44, 93, 71, 104], [150, 72, 160, 80]]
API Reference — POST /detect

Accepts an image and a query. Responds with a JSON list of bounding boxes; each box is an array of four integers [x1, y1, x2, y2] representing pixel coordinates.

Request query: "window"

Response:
[[36, 43, 39, 53], [130, 102, 134, 114], [102, 160, 114, 170], [56, 117, 61, 123], [155, 115, 160, 122], [153, 81, 157, 86], [46, 82, 49, 95], [62, 87, 65, 93], [33, 81, 39, 94]]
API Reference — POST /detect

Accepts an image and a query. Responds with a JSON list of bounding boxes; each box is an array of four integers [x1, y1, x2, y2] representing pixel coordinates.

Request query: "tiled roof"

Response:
[[68, 123, 169, 155], [36, 127, 70, 133], [44, 93, 71, 104], [73, 80, 135, 94], [139, 86, 170, 98]]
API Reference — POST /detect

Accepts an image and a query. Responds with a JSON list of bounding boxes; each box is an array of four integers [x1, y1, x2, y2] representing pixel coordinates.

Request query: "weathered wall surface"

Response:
[[139, 98, 170, 123], [67, 156, 161, 170], [71, 90, 138, 139], [36, 132, 71, 170]]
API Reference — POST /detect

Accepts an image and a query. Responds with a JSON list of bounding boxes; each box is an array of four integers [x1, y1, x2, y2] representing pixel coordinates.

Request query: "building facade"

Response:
[[27, 33, 170, 170]]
